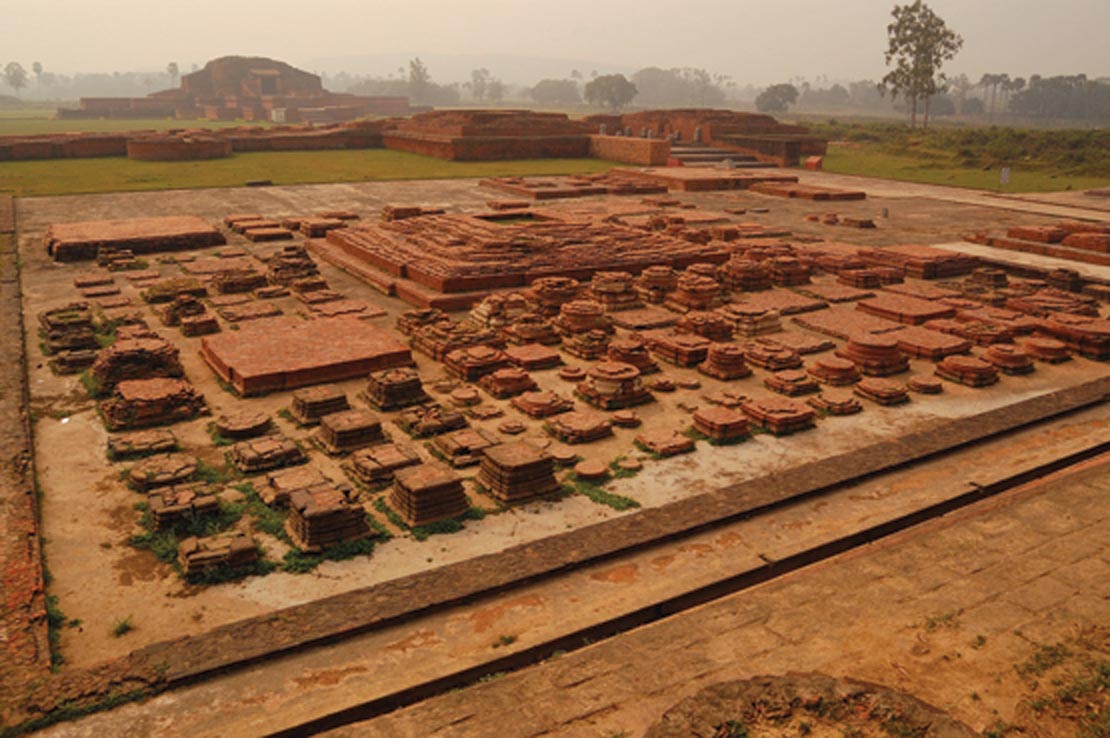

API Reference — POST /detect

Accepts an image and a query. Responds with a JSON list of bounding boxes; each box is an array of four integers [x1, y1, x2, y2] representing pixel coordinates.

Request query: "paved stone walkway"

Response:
[[329, 454, 1110, 737]]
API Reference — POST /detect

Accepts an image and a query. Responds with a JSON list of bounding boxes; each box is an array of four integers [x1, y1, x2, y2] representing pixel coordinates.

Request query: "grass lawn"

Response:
[[0, 110, 272, 136], [822, 144, 1110, 193], [0, 149, 618, 197]]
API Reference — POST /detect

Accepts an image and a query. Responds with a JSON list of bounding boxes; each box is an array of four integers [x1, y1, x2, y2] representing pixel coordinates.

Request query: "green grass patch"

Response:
[[412, 507, 485, 541], [374, 496, 408, 530], [822, 145, 1109, 193], [215, 376, 241, 397], [128, 498, 244, 564], [78, 369, 104, 399], [206, 421, 235, 447], [282, 536, 378, 574], [0, 688, 151, 738], [0, 114, 273, 137], [805, 119, 1110, 192], [0, 148, 618, 197], [563, 477, 640, 511], [923, 610, 961, 632], [44, 594, 69, 670], [1017, 642, 1071, 677], [608, 456, 641, 479], [682, 426, 750, 447], [373, 496, 482, 540], [186, 555, 277, 586], [195, 458, 235, 485], [110, 615, 134, 637], [236, 482, 291, 543]]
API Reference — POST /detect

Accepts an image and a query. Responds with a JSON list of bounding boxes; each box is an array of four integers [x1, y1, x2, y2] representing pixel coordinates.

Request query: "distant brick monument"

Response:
[[56, 56, 410, 124]]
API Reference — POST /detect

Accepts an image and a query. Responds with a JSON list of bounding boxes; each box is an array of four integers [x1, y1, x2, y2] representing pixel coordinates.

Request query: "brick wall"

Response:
[[589, 135, 670, 165], [383, 132, 591, 161], [127, 138, 233, 161]]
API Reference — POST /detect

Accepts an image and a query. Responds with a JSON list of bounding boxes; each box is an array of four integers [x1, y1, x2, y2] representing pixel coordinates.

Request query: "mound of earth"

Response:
[[645, 672, 976, 738]]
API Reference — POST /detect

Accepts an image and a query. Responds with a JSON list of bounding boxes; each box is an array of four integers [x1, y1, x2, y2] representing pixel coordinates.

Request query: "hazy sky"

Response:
[[4, 0, 1108, 85]]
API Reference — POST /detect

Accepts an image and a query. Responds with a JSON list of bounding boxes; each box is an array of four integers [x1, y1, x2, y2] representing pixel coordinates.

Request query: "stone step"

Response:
[[673, 152, 758, 163]]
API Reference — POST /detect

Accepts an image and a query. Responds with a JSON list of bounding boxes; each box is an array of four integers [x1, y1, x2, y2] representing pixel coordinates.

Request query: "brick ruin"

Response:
[[316, 212, 733, 300], [286, 486, 372, 552], [290, 385, 350, 425], [347, 443, 423, 485], [389, 462, 470, 527], [315, 409, 386, 455], [201, 317, 413, 395], [595, 108, 827, 166], [45, 216, 226, 262], [101, 378, 209, 430], [91, 334, 184, 390], [576, 361, 654, 409], [55, 56, 410, 124], [178, 532, 260, 577]]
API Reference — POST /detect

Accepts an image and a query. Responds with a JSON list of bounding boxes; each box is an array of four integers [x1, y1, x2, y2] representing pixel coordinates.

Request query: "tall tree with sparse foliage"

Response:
[[408, 57, 431, 104], [166, 62, 179, 87], [880, 1, 963, 128]]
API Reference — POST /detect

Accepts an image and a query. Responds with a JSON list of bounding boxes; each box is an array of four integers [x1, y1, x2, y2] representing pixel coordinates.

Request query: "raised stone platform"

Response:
[[45, 215, 225, 262]]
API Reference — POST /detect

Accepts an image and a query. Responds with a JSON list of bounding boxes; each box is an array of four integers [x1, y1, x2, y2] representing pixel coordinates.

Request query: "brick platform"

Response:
[[45, 215, 225, 262], [200, 317, 412, 395]]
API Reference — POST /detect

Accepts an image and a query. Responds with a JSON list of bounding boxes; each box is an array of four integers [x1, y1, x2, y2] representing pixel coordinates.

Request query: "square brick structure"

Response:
[[477, 441, 561, 503], [346, 443, 422, 485], [177, 531, 259, 577], [201, 317, 413, 396], [286, 486, 372, 552], [45, 215, 225, 262], [389, 462, 470, 527], [316, 409, 385, 455]]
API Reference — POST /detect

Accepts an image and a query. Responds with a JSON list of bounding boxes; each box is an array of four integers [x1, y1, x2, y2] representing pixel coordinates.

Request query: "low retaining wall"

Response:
[[126, 137, 233, 161], [382, 131, 591, 161], [0, 135, 129, 161], [589, 135, 670, 166]]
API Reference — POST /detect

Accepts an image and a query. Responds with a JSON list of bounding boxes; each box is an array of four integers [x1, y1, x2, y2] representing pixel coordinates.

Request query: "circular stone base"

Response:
[[215, 411, 271, 439], [129, 453, 198, 489], [574, 459, 609, 481]]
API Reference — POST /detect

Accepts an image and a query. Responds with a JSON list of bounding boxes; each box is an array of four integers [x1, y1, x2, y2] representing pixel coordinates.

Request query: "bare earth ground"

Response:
[[4, 171, 1110, 735]]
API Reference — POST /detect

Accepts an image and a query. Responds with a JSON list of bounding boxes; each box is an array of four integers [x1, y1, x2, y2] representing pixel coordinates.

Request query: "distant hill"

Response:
[[302, 52, 636, 87]]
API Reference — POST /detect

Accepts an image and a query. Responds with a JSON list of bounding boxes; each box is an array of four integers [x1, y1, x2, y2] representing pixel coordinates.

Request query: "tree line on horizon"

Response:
[[5, 24, 1110, 127]]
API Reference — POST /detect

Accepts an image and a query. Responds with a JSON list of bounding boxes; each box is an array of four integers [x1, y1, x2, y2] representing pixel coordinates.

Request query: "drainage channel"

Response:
[[270, 439, 1110, 737]]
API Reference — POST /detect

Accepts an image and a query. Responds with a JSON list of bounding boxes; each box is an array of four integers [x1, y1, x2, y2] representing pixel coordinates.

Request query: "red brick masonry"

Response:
[[200, 317, 413, 395]]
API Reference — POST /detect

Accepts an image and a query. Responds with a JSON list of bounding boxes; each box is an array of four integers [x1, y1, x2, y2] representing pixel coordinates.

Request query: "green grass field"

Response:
[[809, 119, 1110, 193], [0, 149, 617, 197], [0, 109, 272, 136], [3, 109, 1107, 197], [822, 145, 1110, 193]]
